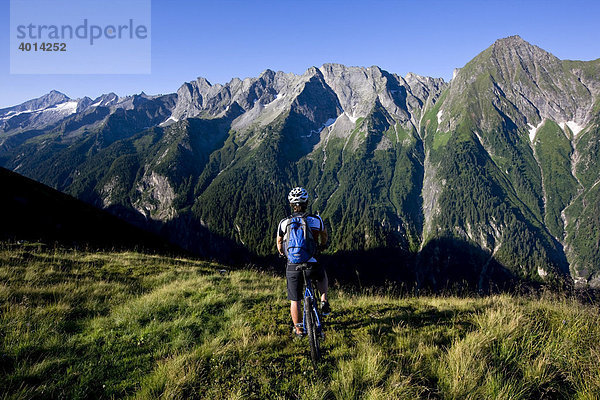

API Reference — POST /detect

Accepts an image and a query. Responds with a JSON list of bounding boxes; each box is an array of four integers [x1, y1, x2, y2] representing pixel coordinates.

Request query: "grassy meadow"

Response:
[[1, 246, 599, 399]]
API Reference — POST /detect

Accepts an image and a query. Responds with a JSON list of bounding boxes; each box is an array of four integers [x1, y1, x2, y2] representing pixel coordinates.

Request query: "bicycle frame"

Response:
[[292, 263, 324, 365], [301, 269, 322, 337]]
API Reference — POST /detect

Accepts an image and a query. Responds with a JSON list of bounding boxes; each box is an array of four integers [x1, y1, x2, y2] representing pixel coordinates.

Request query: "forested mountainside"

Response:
[[1, 36, 599, 288]]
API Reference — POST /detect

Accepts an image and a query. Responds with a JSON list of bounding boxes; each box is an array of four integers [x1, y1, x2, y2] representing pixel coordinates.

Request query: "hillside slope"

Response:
[[1, 247, 599, 399], [0, 167, 176, 252]]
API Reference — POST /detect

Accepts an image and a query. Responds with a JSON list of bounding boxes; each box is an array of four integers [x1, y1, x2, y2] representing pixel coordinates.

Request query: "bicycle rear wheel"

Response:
[[304, 297, 321, 365]]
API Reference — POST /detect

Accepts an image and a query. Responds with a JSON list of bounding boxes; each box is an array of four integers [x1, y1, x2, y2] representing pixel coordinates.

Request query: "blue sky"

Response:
[[1, 0, 599, 108]]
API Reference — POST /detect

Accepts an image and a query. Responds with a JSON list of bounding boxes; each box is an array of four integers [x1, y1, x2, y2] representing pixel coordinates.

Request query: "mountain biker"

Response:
[[276, 187, 330, 337]]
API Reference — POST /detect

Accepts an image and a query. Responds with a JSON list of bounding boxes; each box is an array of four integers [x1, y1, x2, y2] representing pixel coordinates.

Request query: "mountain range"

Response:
[[1, 36, 599, 289]]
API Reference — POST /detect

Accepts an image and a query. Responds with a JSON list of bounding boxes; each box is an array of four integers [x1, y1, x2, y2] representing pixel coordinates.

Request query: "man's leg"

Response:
[[317, 271, 328, 303], [290, 301, 302, 334], [286, 268, 303, 335], [316, 270, 331, 315]]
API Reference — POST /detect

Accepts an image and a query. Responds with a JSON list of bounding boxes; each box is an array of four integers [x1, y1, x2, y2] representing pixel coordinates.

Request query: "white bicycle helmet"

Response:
[[288, 187, 309, 204]]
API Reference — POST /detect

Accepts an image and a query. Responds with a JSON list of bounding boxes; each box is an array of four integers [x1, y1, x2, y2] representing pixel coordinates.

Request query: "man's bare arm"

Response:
[[276, 235, 284, 255], [318, 226, 328, 248]]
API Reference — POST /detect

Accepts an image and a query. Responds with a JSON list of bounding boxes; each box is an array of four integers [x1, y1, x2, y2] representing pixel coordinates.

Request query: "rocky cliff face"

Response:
[[440, 36, 597, 132], [1, 36, 599, 288]]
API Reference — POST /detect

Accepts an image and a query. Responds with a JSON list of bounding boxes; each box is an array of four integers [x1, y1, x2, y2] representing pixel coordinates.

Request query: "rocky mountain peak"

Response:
[[491, 35, 561, 73], [441, 36, 595, 133], [303, 66, 323, 78], [47, 89, 69, 98], [492, 35, 527, 48], [259, 69, 276, 80], [76, 96, 93, 112], [1, 90, 70, 114], [90, 93, 120, 108], [195, 77, 212, 91], [166, 62, 448, 132]]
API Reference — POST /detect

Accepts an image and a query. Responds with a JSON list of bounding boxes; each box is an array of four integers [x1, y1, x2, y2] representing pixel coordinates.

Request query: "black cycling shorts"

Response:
[[286, 263, 326, 301]]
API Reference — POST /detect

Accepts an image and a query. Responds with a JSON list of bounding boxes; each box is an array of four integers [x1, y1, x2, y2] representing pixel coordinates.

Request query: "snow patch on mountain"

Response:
[[159, 116, 179, 127], [302, 116, 340, 138], [51, 101, 78, 115], [0, 109, 32, 120], [1, 101, 77, 122], [562, 121, 584, 136], [528, 120, 545, 142], [345, 112, 359, 124], [263, 92, 286, 108]]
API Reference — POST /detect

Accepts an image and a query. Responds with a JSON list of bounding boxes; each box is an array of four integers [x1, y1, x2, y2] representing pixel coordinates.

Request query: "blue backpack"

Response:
[[284, 213, 317, 264]]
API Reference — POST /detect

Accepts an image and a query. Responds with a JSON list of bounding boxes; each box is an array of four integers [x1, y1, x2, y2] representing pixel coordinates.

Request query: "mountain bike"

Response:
[[296, 263, 324, 366]]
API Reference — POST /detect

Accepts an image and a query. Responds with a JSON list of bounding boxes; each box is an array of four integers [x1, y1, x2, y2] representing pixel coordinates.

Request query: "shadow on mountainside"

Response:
[[257, 240, 523, 294], [139, 212, 568, 293], [102, 205, 251, 265], [0, 167, 178, 254], [318, 247, 417, 290], [317, 239, 518, 294], [416, 237, 518, 293], [160, 212, 251, 264]]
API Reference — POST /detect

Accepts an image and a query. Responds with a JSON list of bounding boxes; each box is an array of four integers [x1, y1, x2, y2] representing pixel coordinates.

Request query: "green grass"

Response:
[[432, 131, 452, 150], [1, 247, 600, 399]]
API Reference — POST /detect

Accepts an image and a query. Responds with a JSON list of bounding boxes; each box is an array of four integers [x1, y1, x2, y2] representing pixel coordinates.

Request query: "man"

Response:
[[276, 187, 330, 337]]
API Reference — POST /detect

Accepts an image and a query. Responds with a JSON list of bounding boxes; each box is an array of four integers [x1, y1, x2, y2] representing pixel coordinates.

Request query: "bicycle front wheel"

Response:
[[304, 297, 321, 365]]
